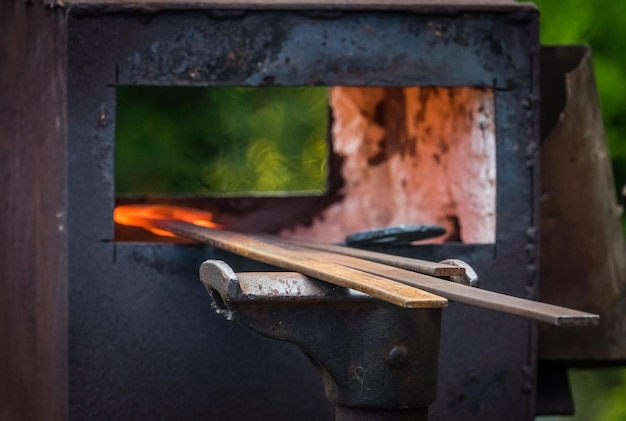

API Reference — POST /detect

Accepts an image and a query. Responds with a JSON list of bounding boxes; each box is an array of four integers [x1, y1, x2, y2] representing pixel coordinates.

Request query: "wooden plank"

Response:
[[157, 220, 447, 309]]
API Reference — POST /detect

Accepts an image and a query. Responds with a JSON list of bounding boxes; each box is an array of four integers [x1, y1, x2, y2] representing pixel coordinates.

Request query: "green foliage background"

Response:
[[115, 86, 328, 195], [533, 0, 626, 202], [527, 1, 626, 420]]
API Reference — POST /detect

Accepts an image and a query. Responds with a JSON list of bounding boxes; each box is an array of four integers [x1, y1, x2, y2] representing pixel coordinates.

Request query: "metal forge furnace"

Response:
[[3, 0, 625, 420]]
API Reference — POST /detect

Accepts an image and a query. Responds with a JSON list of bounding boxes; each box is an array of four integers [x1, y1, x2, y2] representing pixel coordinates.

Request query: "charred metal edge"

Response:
[[52, 0, 538, 15]]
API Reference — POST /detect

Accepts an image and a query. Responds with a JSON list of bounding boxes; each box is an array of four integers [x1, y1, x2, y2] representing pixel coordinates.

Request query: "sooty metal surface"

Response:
[[63, 4, 538, 421], [69, 245, 334, 419], [200, 261, 441, 420]]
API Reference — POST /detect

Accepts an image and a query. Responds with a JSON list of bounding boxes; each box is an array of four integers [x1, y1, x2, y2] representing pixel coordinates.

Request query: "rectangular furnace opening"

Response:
[[114, 86, 496, 244]]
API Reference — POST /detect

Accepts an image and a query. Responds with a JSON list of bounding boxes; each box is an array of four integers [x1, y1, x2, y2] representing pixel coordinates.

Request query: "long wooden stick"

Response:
[[156, 219, 446, 309]]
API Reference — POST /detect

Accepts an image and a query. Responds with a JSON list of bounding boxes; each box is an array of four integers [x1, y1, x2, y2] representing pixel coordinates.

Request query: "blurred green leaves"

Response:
[[529, 0, 626, 196], [115, 86, 328, 195], [538, 369, 626, 421]]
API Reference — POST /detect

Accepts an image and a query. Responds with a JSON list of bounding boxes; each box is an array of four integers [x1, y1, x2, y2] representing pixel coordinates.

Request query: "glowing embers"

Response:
[[115, 86, 329, 196], [114, 204, 221, 238]]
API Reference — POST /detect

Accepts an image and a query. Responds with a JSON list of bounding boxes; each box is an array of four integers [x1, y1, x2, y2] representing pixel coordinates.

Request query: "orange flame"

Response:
[[114, 204, 222, 238]]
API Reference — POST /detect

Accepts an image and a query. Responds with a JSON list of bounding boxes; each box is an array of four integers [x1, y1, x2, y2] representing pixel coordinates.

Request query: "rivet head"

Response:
[[387, 345, 409, 369]]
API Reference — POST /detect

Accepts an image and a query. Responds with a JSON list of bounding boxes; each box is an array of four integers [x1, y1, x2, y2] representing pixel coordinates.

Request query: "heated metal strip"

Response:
[[276, 236, 465, 277], [156, 219, 447, 309], [156, 220, 598, 326], [273, 238, 600, 326], [259, 235, 599, 326]]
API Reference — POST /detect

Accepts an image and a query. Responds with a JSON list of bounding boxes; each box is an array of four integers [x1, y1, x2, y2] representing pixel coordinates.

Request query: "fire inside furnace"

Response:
[[115, 86, 496, 244], [114, 204, 222, 239]]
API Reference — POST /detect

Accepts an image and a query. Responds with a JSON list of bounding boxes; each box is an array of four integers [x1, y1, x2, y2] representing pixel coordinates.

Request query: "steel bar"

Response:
[[156, 219, 447, 308], [258, 235, 599, 326], [277, 236, 465, 277], [157, 220, 598, 326]]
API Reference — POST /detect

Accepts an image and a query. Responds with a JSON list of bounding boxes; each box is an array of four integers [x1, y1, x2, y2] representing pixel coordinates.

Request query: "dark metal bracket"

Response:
[[200, 260, 442, 420]]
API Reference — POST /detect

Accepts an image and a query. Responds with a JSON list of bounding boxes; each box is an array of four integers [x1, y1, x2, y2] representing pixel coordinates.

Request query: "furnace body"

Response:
[[2, 1, 544, 420]]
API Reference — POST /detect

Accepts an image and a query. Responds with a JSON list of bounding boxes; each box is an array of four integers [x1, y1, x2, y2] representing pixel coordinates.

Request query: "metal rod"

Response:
[[157, 220, 599, 326], [156, 219, 447, 309], [259, 235, 599, 326], [275, 236, 465, 277]]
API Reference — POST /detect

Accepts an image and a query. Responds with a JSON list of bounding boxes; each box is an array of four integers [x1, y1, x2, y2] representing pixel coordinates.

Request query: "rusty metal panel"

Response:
[[539, 46, 626, 362], [0, 2, 68, 421]]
